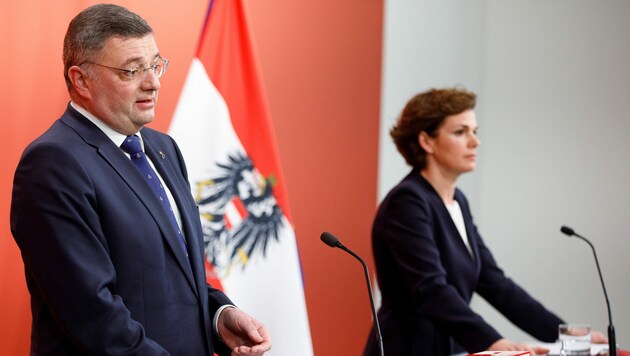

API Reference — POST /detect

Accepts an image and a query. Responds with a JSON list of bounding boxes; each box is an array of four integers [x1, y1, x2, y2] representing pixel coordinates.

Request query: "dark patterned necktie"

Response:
[[120, 135, 188, 258]]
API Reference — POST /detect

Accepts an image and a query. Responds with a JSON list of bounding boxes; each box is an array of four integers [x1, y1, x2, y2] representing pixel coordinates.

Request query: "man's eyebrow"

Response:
[[121, 53, 161, 67]]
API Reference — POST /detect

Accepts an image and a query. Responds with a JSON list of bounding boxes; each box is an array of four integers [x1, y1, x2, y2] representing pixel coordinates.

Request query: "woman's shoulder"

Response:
[[373, 171, 441, 233], [380, 170, 439, 209]]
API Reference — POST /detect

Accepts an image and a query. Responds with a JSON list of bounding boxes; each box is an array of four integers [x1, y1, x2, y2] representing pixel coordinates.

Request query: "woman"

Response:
[[363, 87, 603, 355]]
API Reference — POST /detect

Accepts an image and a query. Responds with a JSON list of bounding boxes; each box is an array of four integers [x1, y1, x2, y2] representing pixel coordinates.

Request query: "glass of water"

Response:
[[559, 323, 591, 355]]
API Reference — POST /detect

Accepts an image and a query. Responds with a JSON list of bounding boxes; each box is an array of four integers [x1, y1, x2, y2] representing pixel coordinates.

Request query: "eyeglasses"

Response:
[[80, 57, 169, 81]]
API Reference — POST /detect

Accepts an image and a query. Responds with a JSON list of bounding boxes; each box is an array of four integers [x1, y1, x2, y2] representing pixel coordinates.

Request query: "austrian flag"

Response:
[[168, 0, 313, 355]]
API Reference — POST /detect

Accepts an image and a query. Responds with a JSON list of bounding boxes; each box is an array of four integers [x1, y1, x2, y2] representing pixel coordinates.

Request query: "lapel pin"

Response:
[[159, 151, 166, 159]]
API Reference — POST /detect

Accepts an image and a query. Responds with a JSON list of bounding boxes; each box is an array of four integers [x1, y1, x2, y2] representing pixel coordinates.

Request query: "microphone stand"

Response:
[[321, 232, 385, 356], [561, 226, 616, 356]]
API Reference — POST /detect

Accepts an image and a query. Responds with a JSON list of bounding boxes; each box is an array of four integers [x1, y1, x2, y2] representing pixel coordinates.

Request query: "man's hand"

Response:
[[217, 307, 271, 356]]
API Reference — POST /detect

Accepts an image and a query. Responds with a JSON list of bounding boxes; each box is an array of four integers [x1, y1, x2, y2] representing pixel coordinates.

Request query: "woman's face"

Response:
[[421, 109, 480, 177]]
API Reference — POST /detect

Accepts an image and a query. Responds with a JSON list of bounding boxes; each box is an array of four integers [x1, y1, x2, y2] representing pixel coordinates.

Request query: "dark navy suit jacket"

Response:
[[364, 169, 563, 356], [11, 104, 232, 355]]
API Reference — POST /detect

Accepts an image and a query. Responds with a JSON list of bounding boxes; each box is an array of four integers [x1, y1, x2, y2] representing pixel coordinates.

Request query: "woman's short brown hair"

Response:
[[390, 87, 476, 169]]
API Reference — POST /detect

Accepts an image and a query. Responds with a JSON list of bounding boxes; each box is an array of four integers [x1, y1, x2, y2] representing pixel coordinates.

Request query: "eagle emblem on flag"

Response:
[[194, 152, 284, 275]]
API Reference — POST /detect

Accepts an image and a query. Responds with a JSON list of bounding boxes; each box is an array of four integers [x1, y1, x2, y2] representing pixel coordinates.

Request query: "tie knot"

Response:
[[121, 135, 143, 155]]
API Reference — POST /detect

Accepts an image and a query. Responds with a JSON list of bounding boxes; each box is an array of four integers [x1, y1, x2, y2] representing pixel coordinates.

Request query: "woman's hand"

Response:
[[591, 330, 608, 344], [488, 338, 550, 355]]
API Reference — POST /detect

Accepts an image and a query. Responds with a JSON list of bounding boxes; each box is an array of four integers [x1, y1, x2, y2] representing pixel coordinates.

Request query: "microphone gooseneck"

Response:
[[320, 232, 384, 356], [560, 225, 616, 356]]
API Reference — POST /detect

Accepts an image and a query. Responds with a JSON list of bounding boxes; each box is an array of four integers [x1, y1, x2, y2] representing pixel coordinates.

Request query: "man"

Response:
[[10, 4, 271, 355]]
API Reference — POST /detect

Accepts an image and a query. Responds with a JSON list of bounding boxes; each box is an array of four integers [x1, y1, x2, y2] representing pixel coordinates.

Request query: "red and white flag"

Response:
[[169, 1, 313, 354]]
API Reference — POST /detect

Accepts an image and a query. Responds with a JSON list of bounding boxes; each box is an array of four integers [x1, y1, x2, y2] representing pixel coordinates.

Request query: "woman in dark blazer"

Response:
[[363, 87, 605, 355]]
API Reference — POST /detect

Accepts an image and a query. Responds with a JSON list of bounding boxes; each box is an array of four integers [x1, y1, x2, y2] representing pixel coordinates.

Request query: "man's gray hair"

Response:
[[63, 4, 153, 92]]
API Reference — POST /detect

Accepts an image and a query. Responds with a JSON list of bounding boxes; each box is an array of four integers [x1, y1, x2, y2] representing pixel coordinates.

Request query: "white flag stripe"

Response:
[[170, 58, 313, 355], [170, 59, 245, 180], [221, 219, 312, 352]]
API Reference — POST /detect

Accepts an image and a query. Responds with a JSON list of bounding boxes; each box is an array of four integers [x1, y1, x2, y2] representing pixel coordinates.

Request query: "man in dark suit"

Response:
[[10, 4, 271, 355]]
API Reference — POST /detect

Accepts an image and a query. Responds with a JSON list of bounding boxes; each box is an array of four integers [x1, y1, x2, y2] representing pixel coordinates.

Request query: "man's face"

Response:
[[83, 34, 162, 135]]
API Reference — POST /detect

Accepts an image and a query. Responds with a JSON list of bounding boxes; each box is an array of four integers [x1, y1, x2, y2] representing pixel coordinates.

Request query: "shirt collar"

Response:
[[71, 102, 144, 149]]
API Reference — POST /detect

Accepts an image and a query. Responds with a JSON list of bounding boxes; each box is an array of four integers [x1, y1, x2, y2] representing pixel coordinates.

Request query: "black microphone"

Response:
[[560, 225, 616, 356], [320, 232, 384, 356]]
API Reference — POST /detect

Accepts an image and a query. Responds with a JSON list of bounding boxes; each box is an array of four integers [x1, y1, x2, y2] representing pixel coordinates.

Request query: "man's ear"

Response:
[[67, 66, 91, 100], [418, 131, 434, 154]]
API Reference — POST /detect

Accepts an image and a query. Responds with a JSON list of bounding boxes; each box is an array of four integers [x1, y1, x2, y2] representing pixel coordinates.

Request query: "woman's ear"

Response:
[[418, 131, 433, 154]]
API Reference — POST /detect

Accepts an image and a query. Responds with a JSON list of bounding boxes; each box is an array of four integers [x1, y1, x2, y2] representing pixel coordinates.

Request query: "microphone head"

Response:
[[320, 231, 340, 248], [561, 225, 575, 236]]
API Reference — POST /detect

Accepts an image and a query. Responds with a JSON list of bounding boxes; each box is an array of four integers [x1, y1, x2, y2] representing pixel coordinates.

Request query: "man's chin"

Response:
[[133, 113, 155, 126]]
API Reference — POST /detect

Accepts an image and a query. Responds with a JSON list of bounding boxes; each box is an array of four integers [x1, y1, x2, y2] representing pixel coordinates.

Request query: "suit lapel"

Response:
[[106, 144, 197, 292], [61, 106, 198, 296], [142, 134, 206, 299], [415, 171, 477, 263], [453, 194, 482, 281]]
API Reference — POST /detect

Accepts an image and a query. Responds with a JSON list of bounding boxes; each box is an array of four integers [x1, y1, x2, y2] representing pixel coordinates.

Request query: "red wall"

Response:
[[0, 1, 382, 354]]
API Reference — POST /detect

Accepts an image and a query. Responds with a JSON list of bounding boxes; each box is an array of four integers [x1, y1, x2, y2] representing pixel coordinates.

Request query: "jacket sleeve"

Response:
[[11, 141, 170, 355], [472, 223, 564, 342], [376, 185, 503, 352]]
